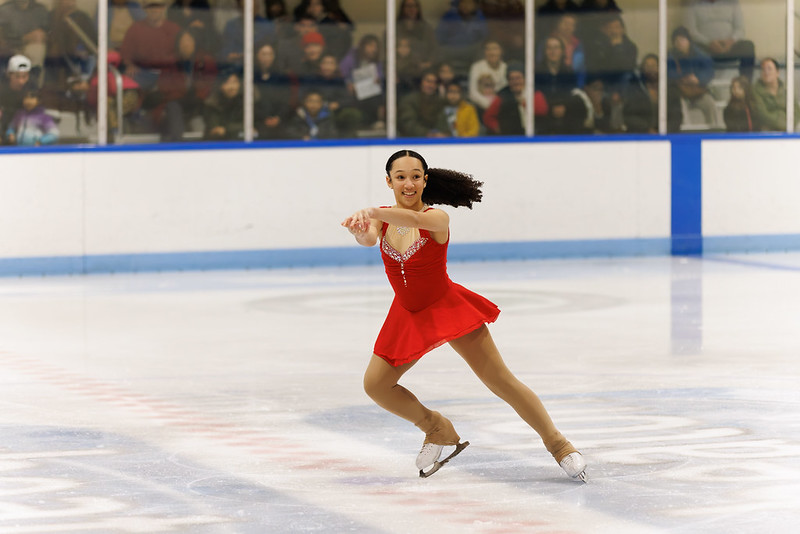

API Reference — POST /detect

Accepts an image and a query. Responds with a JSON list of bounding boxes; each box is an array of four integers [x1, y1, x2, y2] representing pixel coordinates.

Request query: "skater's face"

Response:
[[386, 156, 427, 209]]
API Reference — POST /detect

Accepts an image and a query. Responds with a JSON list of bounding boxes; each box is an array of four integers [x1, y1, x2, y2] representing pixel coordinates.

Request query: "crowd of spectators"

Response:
[[0, 0, 793, 145]]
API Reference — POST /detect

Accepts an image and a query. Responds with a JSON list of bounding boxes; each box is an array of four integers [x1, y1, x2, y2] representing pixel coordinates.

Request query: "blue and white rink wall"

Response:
[[1, 135, 798, 276]]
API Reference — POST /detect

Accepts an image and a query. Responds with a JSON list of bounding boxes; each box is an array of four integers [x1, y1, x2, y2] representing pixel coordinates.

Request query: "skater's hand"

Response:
[[341, 208, 379, 247], [341, 208, 374, 235]]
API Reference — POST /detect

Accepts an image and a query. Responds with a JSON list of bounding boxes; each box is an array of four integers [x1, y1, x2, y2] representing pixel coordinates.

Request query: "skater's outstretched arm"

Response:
[[341, 209, 381, 247]]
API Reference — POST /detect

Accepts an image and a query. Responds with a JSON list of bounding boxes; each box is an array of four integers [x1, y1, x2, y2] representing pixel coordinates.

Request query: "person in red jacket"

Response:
[[120, 0, 181, 92], [156, 30, 217, 141]]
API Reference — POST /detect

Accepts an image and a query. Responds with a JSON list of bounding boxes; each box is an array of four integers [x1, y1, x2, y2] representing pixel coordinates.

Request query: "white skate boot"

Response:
[[415, 411, 469, 478], [559, 451, 587, 483]]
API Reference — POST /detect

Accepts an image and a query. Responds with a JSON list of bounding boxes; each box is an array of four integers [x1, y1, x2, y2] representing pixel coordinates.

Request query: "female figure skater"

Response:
[[341, 150, 586, 481]]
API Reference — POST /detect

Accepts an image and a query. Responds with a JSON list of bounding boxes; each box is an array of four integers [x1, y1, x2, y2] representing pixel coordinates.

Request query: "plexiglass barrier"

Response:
[[0, 0, 794, 146]]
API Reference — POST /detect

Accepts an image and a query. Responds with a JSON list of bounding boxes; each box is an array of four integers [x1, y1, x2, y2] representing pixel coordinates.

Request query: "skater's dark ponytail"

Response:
[[385, 150, 483, 209]]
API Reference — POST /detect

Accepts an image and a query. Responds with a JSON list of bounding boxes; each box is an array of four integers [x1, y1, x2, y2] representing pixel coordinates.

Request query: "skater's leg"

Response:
[[363, 354, 461, 442], [363, 354, 430, 425], [449, 325, 577, 463]]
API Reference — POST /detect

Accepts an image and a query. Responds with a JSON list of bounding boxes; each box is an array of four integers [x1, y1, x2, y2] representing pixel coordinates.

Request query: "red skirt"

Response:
[[373, 283, 500, 367]]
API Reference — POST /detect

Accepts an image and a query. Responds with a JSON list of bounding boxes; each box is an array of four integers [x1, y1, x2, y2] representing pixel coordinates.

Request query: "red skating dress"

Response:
[[373, 216, 500, 367]]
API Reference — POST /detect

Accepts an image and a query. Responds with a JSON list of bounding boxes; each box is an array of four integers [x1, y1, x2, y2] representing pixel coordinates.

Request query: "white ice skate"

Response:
[[414, 410, 469, 477], [559, 451, 587, 483], [416, 441, 470, 478]]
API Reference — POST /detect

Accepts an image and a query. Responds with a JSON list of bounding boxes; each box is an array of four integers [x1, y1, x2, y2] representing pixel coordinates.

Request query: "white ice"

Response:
[[0, 253, 798, 533]]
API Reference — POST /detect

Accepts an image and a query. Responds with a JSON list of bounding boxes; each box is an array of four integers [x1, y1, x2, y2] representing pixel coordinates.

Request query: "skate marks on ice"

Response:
[[309, 385, 800, 533], [471, 387, 800, 532], [0, 426, 372, 534]]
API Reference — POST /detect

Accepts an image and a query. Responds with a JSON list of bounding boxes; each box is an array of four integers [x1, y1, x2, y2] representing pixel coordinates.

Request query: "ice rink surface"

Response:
[[1, 253, 799, 533]]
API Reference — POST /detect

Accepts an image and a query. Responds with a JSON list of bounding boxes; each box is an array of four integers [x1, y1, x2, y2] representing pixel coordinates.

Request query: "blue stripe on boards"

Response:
[[0, 238, 670, 277], [671, 137, 703, 255]]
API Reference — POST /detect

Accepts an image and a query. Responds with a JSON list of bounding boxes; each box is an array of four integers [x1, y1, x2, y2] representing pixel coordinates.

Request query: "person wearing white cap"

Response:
[[0, 54, 33, 141]]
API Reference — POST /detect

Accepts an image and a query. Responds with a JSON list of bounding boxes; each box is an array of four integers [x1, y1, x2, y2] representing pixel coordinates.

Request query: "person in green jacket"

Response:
[[397, 69, 450, 138], [752, 57, 799, 132]]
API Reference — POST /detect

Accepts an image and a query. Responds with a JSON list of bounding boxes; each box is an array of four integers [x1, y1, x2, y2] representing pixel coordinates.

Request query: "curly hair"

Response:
[[385, 150, 483, 209]]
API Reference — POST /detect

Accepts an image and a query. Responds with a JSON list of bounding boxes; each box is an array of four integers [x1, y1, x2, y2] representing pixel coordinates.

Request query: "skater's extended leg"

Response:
[[449, 325, 577, 463]]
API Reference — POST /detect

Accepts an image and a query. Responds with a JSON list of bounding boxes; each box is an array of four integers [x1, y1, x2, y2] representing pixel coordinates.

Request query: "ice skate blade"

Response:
[[418, 441, 469, 478], [576, 470, 587, 483]]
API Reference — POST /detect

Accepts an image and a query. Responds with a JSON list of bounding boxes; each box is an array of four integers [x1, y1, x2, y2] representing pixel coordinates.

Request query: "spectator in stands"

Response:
[[623, 53, 682, 134], [723, 75, 759, 132], [0, 54, 31, 138], [158, 30, 217, 142], [468, 39, 507, 113], [475, 73, 497, 111], [684, 0, 754, 81], [548, 13, 585, 87], [484, 60, 546, 136], [584, 13, 637, 96], [265, 0, 294, 41], [536, 0, 579, 41], [312, 53, 361, 136], [293, 0, 353, 61], [396, 0, 438, 72], [168, 0, 219, 55], [481, 0, 524, 62], [667, 26, 719, 129], [535, 36, 577, 134], [253, 41, 291, 140], [0, 0, 49, 74], [396, 36, 422, 100], [340, 33, 384, 128], [277, 14, 318, 74], [294, 30, 327, 78], [88, 50, 142, 135], [562, 74, 614, 134], [577, 0, 621, 45], [219, 0, 275, 71], [397, 68, 449, 137], [752, 57, 798, 132], [435, 60, 455, 98], [435, 0, 488, 76], [107, 0, 145, 50], [441, 80, 479, 137], [5, 86, 57, 144], [121, 0, 181, 92], [285, 88, 338, 139], [45, 0, 96, 113], [204, 69, 243, 140]]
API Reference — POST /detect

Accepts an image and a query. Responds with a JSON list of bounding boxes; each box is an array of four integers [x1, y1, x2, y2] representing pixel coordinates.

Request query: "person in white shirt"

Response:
[[468, 40, 507, 112]]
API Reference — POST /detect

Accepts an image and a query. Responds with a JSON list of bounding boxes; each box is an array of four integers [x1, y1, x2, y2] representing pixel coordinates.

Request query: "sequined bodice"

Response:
[[380, 224, 450, 312]]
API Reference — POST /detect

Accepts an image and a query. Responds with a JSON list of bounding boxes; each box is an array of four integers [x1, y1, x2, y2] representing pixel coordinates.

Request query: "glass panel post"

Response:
[[787, 0, 795, 132]]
